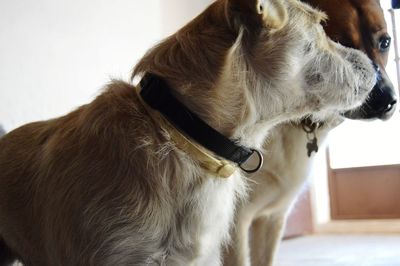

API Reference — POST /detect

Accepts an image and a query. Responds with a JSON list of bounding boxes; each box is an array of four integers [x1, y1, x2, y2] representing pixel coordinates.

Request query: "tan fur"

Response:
[[224, 0, 396, 266], [0, 0, 376, 265]]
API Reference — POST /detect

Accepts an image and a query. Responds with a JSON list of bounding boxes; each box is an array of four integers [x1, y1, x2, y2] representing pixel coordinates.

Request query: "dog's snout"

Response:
[[369, 68, 398, 120], [345, 49, 377, 93], [375, 85, 397, 120], [375, 66, 383, 83], [344, 81, 398, 120]]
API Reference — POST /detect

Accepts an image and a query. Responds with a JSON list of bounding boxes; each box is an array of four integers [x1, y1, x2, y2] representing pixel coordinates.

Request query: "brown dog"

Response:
[[310, 0, 397, 119], [0, 0, 377, 265], [224, 0, 397, 266]]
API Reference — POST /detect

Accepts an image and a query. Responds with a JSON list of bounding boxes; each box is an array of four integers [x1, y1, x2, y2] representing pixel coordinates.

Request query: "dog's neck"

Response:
[[139, 73, 255, 162], [135, 50, 271, 151], [132, 2, 273, 150]]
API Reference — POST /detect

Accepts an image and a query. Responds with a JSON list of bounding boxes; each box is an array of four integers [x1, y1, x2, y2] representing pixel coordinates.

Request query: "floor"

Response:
[[276, 234, 400, 266], [11, 234, 400, 265]]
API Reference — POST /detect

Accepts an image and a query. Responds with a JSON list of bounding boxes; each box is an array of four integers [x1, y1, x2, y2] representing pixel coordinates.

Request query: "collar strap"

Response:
[[139, 73, 256, 167], [147, 108, 237, 178], [136, 82, 237, 178]]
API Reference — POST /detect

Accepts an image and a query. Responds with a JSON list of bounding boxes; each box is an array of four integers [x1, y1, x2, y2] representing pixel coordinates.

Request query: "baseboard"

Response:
[[315, 220, 400, 234]]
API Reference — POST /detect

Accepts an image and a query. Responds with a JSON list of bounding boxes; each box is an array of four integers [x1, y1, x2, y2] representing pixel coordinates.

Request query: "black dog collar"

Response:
[[139, 73, 263, 173]]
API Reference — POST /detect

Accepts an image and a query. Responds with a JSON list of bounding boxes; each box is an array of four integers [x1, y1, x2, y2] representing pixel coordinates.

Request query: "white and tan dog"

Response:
[[224, 0, 397, 266], [0, 0, 375, 265]]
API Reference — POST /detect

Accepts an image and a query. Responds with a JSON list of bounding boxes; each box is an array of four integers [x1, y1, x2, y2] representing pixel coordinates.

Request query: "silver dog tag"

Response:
[[306, 135, 319, 157]]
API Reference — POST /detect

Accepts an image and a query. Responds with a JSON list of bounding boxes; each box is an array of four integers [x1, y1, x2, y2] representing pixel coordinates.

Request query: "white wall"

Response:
[[0, 0, 214, 132], [161, 0, 213, 35], [0, 0, 162, 131]]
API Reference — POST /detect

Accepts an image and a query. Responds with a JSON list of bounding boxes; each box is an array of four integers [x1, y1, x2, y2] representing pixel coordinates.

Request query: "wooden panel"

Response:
[[329, 164, 400, 219]]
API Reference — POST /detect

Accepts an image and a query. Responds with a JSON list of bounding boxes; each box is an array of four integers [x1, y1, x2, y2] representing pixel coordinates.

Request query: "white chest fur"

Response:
[[183, 171, 247, 266]]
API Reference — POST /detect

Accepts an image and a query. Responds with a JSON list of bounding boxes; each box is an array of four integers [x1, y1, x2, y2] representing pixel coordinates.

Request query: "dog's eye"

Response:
[[379, 36, 391, 52]]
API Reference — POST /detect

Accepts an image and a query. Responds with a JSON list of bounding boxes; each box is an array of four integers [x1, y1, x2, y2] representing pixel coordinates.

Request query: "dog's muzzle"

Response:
[[343, 66, 397, 121]]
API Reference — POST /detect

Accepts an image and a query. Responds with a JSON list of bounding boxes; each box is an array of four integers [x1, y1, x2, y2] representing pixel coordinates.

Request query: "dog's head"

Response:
[[305, 0, 397, 120], [134, 0, 376, 143], [224, 0, 376, 125]]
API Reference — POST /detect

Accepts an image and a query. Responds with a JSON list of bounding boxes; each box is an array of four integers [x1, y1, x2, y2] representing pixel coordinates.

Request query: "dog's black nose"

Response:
[[368, 84, 397, 120], [343, 63, 398, 121], [343, 82, 397, 121]]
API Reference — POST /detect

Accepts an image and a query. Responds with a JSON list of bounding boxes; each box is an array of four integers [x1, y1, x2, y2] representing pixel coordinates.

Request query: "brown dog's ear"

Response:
[[227, 0, 288, 31]]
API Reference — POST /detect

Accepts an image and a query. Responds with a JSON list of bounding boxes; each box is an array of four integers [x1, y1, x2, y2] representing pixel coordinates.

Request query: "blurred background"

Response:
[[0, 0, 215, 132], [0, 0, 399, 265]]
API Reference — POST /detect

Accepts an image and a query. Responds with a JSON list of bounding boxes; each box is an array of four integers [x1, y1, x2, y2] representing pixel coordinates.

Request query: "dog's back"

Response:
[[0, 77, 244, 265], [0, 82, 182, 265]]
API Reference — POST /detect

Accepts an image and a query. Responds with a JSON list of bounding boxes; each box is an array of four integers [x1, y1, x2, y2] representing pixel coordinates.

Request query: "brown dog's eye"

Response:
[[379, 36, 391, 52]]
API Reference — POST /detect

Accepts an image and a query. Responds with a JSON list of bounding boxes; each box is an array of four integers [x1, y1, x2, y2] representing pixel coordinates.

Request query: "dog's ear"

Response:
[[227, 0, 288, 31]]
